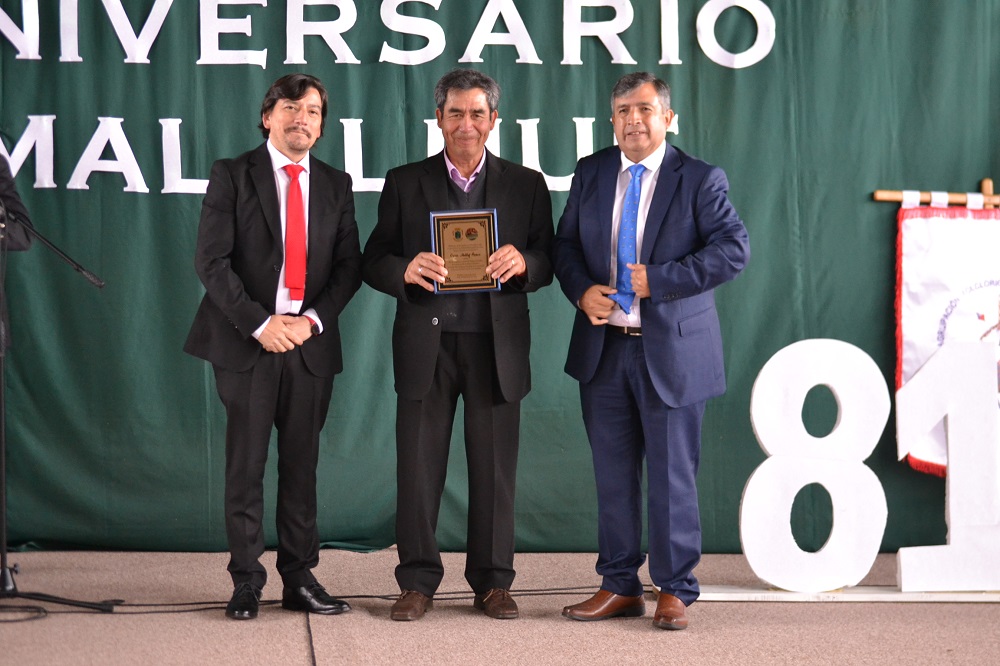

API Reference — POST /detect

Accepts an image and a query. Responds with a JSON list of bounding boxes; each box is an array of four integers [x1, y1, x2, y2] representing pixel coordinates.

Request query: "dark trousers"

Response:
[[214, 346, 334, 590], [580, 331, 705, 605], [394, 332, 520, 597]]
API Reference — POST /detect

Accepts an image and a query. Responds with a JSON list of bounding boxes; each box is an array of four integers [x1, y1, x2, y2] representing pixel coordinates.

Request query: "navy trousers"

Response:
[[580, 331, 705, 605]]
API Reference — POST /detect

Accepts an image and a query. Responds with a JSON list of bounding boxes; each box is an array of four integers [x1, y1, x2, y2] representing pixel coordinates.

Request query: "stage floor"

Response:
[[2, 550, 998, 665]]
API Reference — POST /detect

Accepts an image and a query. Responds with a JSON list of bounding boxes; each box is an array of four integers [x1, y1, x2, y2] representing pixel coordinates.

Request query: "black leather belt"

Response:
[[608, 325, 642, 336]]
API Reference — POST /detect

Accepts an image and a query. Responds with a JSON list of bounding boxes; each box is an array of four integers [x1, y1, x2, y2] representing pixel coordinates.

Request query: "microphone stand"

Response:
[[0, 200, 115, 612]]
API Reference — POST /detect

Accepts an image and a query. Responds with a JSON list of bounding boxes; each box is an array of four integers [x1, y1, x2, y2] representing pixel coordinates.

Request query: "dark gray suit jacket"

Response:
[[362, 151, 553, 402]]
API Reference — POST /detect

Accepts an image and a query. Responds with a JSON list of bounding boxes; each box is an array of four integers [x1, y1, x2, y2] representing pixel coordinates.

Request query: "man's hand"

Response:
[[579, 284, 618, 325], [487, 244, 526, 283], [258, 314, 306, 353], [627, 263, 650, 299], [405, 252, 447, 292], [285, 316, 314, 343]]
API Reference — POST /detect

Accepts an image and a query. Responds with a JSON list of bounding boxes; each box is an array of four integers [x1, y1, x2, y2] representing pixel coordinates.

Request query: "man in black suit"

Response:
[[362, 69, 553, 621], [184, 74, 362, 620], [0, 155, 33, 348], [0, 155, 32, 250]]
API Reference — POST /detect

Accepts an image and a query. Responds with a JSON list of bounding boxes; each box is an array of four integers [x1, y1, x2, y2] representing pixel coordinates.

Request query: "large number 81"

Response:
[[739, 339, 1000, 593]]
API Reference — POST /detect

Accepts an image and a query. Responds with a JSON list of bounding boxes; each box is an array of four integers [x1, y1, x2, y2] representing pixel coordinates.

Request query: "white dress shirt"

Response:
[[252, 139, 321, 339], [607, 140, 667, 328]]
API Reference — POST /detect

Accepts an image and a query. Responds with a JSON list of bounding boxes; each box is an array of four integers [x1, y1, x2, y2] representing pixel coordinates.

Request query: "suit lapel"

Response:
[[307, 161, 330, 278], [419, 153, 454, 252], [483, 150, 507, 212], [640, 144, 680, 264], [249, 144, 282, 245], [596, 149, 620, 279], [420, 152, 451, 213]]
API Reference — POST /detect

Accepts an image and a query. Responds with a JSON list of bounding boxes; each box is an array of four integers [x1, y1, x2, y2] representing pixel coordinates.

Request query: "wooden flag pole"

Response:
[[873, 178, 998, 208]]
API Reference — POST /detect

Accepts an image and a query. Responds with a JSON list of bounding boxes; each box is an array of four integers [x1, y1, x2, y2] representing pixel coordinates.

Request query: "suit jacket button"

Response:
[[431, 317, 439, 326], [273, 265, 280, 272]]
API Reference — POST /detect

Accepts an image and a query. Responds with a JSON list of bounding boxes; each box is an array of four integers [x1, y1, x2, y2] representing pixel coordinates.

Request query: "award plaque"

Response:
[[429, 209, 500, 293]]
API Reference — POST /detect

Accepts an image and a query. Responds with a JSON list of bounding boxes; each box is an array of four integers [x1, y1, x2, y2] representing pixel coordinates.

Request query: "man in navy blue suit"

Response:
[[553, 72, 749, 630]]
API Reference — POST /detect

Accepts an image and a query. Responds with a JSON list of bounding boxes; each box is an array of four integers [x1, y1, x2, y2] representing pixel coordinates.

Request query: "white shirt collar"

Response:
[[266, 139, 310, 174], [619, 140, 666, 175]]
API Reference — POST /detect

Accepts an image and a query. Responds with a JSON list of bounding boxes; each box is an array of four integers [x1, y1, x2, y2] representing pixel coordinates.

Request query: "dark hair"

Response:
[[258, 73, 329, 139], [433, 69, 501, 113], [610, 72, 671, 112]]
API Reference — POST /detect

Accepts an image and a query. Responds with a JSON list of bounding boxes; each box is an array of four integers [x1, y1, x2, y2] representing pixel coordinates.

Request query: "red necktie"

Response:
[[283, 164, 306, 301]]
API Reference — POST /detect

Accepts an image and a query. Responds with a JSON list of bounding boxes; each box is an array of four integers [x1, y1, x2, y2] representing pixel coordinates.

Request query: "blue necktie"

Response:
[[611, 163, 646, 312]]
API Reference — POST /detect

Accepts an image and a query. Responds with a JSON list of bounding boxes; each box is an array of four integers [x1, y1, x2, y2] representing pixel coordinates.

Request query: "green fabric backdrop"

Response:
[[2, 0, 995, 554]]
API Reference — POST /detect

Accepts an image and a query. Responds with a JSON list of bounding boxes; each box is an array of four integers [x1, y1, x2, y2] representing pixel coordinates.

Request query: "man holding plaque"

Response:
[[362, 69, 553, 622], [553, 73, 749, 629]]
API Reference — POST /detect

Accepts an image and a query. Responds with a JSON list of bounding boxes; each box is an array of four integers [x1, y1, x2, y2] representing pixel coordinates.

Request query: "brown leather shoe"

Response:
[[390, 590, 433, 621], [473, 588, 519, 619], [562, 589, 645, 621], [653, 592, 688, 630]]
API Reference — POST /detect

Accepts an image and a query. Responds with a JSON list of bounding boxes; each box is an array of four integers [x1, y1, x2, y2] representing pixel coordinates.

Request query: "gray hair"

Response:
[[434, 69, 501, 113], [610, 72, 671, 112]]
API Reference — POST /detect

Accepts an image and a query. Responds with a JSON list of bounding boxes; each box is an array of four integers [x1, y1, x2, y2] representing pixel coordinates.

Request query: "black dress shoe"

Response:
[[281, 582, 351, 615], [226, 582, 261, 620]]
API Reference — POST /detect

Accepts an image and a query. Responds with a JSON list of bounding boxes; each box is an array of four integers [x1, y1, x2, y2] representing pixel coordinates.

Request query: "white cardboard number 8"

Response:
[[740, 339, 889, 593]]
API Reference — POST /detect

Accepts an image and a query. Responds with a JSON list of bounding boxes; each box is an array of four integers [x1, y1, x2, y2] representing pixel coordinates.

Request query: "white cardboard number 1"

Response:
[[895, 341, 1000, 592]]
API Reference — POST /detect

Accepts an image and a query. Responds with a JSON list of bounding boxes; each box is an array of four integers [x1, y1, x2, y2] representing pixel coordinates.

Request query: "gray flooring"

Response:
[[2, 550, 998, 665]]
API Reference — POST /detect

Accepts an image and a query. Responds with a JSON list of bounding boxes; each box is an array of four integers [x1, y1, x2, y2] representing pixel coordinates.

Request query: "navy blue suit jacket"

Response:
[[552, 144, 749, 407]]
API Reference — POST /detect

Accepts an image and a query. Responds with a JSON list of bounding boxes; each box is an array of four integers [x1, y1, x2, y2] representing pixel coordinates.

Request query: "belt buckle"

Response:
[[613, 325, 641, 336]]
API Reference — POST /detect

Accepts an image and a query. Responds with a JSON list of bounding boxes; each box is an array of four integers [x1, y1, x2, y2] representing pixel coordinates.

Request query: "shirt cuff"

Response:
[[301, 308, 322, 334], [251, 316, 271, 340]]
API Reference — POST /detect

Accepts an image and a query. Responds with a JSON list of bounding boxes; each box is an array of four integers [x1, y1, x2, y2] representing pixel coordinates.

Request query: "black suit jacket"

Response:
[[184, 143, 361, 377], [362, 151, 553, 402], [0, 155, 32, 251], [1, 155, 34, 349]]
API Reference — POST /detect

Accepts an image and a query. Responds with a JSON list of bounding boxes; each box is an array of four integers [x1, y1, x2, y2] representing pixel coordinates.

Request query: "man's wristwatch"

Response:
[[305, 316, 320, 336]]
